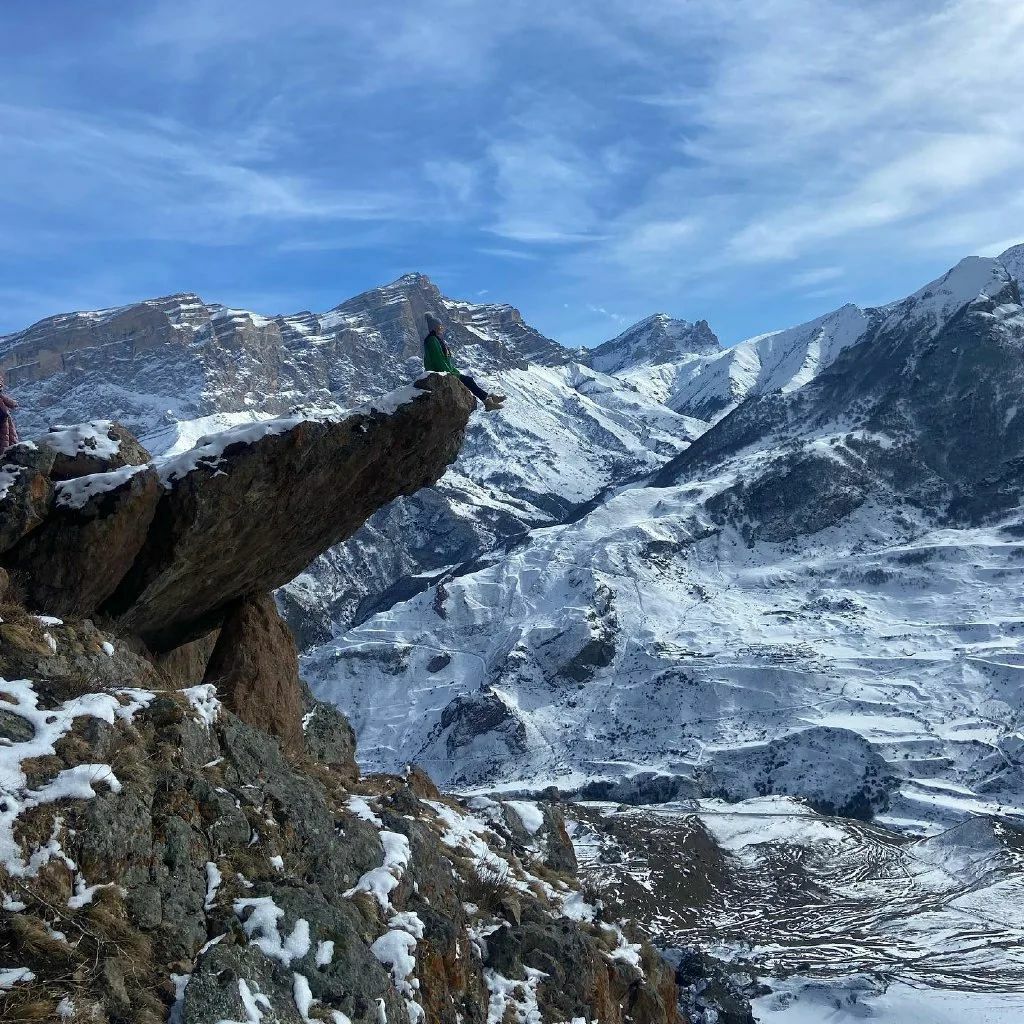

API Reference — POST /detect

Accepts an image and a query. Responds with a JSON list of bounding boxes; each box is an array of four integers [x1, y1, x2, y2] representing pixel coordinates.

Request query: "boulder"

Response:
[[202, 594, 305, 756], [300, 683, 359, 775], [39, 419, 152, 480], [105, 375, 474, 650], [0, 446, 55, 554], [4, 466, 162, 616]]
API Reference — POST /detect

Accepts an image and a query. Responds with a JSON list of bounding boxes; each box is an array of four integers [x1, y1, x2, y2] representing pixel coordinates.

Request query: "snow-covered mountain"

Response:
[[576, 299, 874, 426], [296, 245, 1024, 1017], [0, 274, 704, 644], [587, 314, 720, 374], [305, 247, 1024, 833], [6, 242, 1024, 1020]]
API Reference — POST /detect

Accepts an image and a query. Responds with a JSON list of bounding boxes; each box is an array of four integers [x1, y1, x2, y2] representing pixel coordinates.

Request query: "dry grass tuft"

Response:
[[7, 913, 77, 965], [11, 805, 59, 853], [463, 860, 517, 916], [0, 993, 60, 1022]]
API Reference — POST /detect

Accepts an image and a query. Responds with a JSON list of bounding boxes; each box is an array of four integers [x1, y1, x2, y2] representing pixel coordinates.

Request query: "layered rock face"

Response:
[[0, 275, 565, 442], [587, 315, 721, 375], [0, 384, 682, 1024], [1, 375, 474, 649]]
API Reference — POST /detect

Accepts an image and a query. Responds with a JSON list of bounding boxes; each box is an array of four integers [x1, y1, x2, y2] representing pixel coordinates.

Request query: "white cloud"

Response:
[[0, 103, 416, 245], [545, 0, 1024, 313], [477, 248, 541, 261], [488, 139, 603, 242], [790, 267, 843, 288], [587, 304, 627, 323]]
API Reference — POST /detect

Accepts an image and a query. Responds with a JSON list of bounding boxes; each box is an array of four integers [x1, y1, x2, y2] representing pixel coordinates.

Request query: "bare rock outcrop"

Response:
[[39, 419, 152, 480], [105, 374, 474, 650], [0, 444, 55, 554], [203, 593, 305, 755], [5, 466, 162, 616], [0, 375, 474, 652], [0, 610, 680, 1024]]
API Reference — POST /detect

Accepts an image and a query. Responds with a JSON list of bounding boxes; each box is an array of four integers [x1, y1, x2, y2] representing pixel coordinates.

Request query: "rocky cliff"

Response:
[[0, 379, 682, 1024]]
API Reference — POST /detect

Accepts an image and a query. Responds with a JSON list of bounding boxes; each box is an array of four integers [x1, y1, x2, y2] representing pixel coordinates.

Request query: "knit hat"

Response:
[[424, 311, 443, 332]]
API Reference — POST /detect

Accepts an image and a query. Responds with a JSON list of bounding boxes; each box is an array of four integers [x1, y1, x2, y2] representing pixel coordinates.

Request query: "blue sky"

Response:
[[2, 0, 1023, 347]]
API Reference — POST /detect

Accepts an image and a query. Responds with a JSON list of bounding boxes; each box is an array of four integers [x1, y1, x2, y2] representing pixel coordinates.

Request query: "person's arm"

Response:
[[0, 393, 15, 410], [440, 341, 457, 374]]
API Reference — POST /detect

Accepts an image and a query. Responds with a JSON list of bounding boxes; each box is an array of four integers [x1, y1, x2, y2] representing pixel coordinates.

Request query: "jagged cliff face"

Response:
[[0, 274, 565, 444], [0, 383, 680, 1024], [587, 316, 721, 375]]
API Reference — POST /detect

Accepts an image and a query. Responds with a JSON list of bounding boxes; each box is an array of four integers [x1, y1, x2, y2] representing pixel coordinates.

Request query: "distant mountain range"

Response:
[[7, 243, 1024, 1019], [4, 246, 1024, 827]]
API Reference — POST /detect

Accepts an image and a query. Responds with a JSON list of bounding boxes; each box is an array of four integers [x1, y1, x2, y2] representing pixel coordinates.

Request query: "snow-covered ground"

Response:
[[567, 797, 1024, 1023], [305, 483, 1024, 831]]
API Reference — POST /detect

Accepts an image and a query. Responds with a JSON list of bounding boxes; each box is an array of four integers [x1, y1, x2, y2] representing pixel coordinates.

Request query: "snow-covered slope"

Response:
[[306, 246, 1024, 834], [596, 257, 1002, 426], [588, 301, 873, 422]]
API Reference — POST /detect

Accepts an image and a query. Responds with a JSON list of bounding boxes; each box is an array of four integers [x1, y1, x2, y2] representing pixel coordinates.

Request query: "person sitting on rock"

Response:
[[0, 371, 19, 457], [422, 312, 505, 412]]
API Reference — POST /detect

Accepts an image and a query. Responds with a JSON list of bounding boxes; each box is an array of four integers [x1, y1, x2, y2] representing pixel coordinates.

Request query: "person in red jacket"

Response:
[[0, 371, 19, 456], [422, 312, 505, 412]]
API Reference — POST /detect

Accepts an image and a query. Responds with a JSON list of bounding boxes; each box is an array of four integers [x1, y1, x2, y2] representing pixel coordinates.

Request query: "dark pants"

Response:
[[457, 374, 489, 403]]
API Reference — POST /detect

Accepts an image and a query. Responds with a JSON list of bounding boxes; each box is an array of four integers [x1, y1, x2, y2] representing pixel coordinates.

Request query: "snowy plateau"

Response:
[[4, 243, 1024, 1021]]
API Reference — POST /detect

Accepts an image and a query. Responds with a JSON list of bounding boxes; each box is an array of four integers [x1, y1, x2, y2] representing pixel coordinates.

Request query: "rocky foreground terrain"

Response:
[[0, 381, 684, 1023]]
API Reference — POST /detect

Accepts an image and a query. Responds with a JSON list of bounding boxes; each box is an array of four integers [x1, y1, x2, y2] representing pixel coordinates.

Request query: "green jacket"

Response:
[[423, 332, 458, 375]]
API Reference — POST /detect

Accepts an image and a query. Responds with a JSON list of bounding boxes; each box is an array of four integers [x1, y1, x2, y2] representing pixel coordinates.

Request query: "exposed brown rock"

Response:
[[41, 420, 152, 481], [151, 629, 220, 688], [202, 594, 304, 755], [105, 374, 474, 650], [0, 445, 55, 555], [4, 467, 162, 616]]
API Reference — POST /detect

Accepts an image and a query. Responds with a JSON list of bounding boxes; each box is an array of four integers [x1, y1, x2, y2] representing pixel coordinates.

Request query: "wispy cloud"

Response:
[[1, 0, 1022, 342], [587, 304, 627, 323], [0, 103, 416, 246], [789, 267, 844, 288], [477, 248, 542, 261]]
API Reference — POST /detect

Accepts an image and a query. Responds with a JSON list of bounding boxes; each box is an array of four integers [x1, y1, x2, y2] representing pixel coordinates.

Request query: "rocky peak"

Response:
[[331, 272, 569, 371], [999, 241, 1024, 282], [0, 275, 573, 442], [588, 314, 721, 374]]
